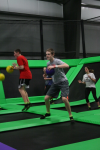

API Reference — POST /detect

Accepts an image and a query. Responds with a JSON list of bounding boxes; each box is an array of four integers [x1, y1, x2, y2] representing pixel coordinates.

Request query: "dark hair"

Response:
[[14, 49, 21, 54], [46, 48, 55, 55], [86, 66, 94, 73]]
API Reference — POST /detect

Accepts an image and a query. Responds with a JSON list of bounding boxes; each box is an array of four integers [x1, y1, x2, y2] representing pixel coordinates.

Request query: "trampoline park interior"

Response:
[[0, 57, 100, 150], [1, 0, 100, 150]]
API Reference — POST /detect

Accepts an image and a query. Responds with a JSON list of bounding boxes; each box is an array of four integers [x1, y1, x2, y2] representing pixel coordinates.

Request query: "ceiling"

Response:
[[39, 0, 100, 5], [39, 0, 70, 5]]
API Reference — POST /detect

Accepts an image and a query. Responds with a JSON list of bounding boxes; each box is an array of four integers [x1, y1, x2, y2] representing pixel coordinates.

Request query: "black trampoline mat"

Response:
[[0, 112, 41, 123], [0, 122, 100, 150], [19, 102, 45, 107], [53, 102, 99, 113]]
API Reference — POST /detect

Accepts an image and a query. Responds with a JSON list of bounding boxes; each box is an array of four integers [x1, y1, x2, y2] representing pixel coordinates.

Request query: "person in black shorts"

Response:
[[40, 48, 74, 123], [13, 49, 32, 111]]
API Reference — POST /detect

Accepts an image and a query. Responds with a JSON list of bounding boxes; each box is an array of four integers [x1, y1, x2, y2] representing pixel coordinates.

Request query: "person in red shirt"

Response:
[[13, 49, 32, 111]]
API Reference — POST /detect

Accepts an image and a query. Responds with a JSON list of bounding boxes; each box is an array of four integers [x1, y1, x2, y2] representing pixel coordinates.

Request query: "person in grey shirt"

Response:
[[40, 48, 74, 122]]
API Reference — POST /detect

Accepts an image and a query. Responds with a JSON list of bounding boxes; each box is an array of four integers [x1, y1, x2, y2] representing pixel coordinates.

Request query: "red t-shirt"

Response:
[[17, 55, 32, 79]]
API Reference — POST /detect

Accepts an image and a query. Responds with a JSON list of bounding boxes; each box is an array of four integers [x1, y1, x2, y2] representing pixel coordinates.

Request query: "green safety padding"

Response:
[[89, 78, 100, 99], [61, 59, 81, 67], [66, 67, 76, 79], [0, 59, 81, 68], [6, 96, 45, 104], [69, 64, 83, 85], [75, 109, 100, 125], [45, 138, 100, 150], [0, 108, 77, 132], [0, 81, 6, 104], [79, 56, 100, 65]]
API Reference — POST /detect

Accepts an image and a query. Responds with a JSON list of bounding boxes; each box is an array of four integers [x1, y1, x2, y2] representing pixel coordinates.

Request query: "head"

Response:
[[43, 67, 46, 74], [14, 49, 21, 58], [85, 66, 94, 73], [46, 48, 55, 61]]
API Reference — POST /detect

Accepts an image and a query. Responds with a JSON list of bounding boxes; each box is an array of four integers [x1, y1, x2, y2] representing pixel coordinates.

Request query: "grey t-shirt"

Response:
[[47, 58, 68, 84]]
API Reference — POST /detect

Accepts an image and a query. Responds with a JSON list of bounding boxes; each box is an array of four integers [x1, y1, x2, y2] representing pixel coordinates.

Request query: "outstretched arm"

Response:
[[78, 80, 85, 84], [48, 63, 69, 70]]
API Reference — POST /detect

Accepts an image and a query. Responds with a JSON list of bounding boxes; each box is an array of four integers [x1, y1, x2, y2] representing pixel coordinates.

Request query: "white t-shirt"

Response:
[[82, 73, 96, 88]]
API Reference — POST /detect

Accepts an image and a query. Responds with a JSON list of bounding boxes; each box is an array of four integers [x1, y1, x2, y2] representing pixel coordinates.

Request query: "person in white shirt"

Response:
[[78, 66, 100, 110]]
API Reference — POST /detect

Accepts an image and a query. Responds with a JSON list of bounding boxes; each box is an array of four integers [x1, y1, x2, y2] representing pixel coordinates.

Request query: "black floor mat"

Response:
[[0, 122, 100, 150], [0, 112, 41, 123], [53, 102, 99, 113]]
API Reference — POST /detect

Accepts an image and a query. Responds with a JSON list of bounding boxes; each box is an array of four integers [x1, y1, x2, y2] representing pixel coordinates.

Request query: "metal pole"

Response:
[[81, 20, 86, 58], [40, 19, 44, 60]]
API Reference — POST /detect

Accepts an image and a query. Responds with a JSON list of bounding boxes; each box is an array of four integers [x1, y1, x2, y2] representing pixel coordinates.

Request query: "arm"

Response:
[[13, 57, 24, 70], [44, 78, 52, 80], [88, 75, 96, 83], [48, 63, 69, 70], [78, 80, 86, 84], [54, 63, 69, 69], [13, 65, 24, 70]]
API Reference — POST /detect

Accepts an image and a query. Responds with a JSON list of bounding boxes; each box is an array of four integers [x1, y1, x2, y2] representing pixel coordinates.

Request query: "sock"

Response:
[[27, 102, 30, 104], [88, 106, 91, 108], [69, 115, 73, 117], [69, 115, 74, 120], [98, 105, 100, 108], [46, 112, 50, 114]]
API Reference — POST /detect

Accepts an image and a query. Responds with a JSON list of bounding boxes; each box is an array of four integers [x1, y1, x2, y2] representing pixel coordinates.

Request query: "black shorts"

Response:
[[18, 79, 31, 89], [44, 85, 51, 95], [46, 80, 69, 98]]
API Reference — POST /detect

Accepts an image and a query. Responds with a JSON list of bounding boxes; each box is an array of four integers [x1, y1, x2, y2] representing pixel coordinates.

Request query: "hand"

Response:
[[78, 80, 82, 83], [43, 74, 46, 78], [12, 63, 18, 69], [47, 65, 54, 70], [12, 63, 17, 67], [88, 75, 91, 79]]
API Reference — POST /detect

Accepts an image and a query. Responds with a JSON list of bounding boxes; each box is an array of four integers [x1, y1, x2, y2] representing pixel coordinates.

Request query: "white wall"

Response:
[[80, 24, 100, 53], [0, 0, 63, 18], [82, 0, 100, 6], [81, 7, 100, 20]]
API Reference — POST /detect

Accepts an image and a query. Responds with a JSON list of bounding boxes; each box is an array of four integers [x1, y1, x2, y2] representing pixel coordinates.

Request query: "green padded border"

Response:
[[45, 138, 100, 150], [66, 67, 76, 79], [79, 56, 100, 65], [0, 81, 5, 104], [68, 64, 83, 85], [0, 59, 81, 68]]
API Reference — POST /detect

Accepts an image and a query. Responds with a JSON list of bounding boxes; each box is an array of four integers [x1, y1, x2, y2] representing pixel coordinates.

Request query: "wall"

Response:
[[0, 0, 63, 18], [80, 23, 100, 54]]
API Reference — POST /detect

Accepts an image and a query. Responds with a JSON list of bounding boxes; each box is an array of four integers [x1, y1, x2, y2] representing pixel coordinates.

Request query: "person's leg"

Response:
[[62, 97, 72, 116], [45, 95, 51, 113], [18, 79, 31, 111], [19, 86, 28, 103], [85, 88, 91, 109], [40, 83, 59, 119], [60, 80, 74, 122], [91, 88, 100, 108]]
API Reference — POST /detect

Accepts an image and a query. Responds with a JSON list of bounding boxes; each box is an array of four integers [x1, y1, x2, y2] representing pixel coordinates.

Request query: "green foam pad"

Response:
[[61, 59, 81, 67], [6, 96, 45, 104], [69, 64, 83, 85], [79, 56, 100, 65], [0, 59, 81, 68], [45, 138, 100, 150], [89, 78, 100, 99], [0, 109, 76, 132], [66, 67, 76, 79], [0, 81, 5, 103], [75, 109, 100, 125]]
